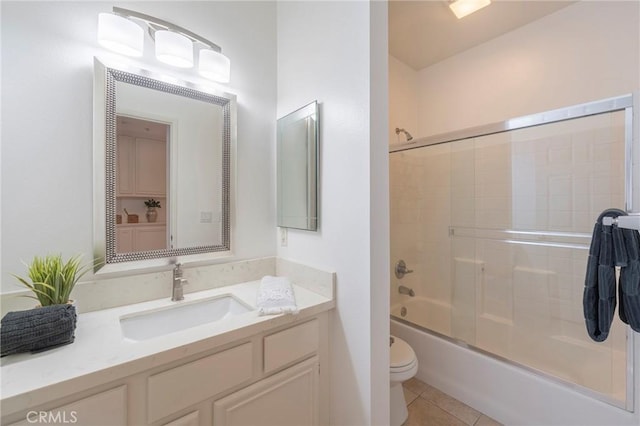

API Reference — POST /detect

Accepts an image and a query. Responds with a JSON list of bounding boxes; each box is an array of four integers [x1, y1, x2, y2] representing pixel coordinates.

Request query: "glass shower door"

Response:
[[390, 106, 633, 407]]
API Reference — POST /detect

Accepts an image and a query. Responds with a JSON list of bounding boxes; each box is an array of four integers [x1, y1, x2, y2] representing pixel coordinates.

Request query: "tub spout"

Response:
[[398, 285, 415, 297]]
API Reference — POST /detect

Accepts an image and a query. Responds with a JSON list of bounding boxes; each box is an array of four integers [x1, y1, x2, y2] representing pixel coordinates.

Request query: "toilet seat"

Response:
[[390, 359, 417, 374], [390, 335, 417, 381], [390, 336, 416, 369]]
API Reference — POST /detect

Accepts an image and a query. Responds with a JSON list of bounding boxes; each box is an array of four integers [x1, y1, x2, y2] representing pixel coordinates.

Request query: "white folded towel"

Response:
[[256, 276, 299, 316]]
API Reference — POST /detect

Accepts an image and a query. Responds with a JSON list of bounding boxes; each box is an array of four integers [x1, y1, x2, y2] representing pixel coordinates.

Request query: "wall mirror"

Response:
[[93, 58, 235, 271], [277, 101, 319, 231]]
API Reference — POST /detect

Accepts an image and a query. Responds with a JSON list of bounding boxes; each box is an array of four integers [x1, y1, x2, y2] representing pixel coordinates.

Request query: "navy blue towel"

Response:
[[584, 209, 640, 341], [583, 208, 626, 341], [1, 304, 77, 356], [619, 228, 640, 332]]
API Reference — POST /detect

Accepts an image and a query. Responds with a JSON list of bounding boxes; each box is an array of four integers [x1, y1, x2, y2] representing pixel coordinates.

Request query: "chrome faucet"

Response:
[[398, 285, 415, 297], [171, 263, 188, 301]]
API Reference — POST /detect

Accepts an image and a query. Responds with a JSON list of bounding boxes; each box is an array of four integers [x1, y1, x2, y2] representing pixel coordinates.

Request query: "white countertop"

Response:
[[0, 280, 334, 415]]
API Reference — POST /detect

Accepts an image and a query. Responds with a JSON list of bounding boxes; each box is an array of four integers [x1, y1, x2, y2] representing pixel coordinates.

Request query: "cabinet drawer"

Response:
[[264, 319, 319, 374], [9, 385, 127, 426], [148, 343, 253, 423]]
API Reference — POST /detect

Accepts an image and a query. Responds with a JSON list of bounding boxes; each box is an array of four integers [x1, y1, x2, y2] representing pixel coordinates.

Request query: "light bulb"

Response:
[[449, 0, 491, 19]]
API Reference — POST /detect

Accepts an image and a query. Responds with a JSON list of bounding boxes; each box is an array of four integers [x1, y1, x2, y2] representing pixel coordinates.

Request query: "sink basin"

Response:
[[120, 295, 253, 341]]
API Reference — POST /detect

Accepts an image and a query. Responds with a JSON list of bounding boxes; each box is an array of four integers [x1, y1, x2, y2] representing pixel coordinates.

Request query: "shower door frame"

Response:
[[389, 93, 636, 411]]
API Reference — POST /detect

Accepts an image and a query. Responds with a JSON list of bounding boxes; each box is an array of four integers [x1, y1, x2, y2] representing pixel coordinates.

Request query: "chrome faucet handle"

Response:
[[173, 263, 183, 276], [395, 260, 414, 279], [171, 263, 187, 301]]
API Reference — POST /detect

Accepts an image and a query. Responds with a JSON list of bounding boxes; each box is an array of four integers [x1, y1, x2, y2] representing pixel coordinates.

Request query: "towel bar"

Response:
[[603, 214, 640, 230]]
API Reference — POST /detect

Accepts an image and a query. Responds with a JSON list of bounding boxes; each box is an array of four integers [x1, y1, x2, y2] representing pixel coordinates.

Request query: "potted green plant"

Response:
[[13, 254, 89, 306], [144, 198, 161, 223]]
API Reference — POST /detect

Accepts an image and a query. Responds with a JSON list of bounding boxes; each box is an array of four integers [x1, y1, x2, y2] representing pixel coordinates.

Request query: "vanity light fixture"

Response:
[[155, 30, 193, 68], [199, 49, 231, 83], [97, 13, 144, 57], [97, 7, 231, 82], [448, 0, 491, 19]]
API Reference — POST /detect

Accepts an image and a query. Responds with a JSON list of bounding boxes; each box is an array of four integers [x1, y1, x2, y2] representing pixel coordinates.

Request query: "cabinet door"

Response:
[[135, 137, 167, 196], [116, 228, 134, 253], [162, 410, 200, 426], [8, 385, 127, 426], [116, 136, 134, 195], [213, 357, 318, 426], [135, 226, 167, 251]]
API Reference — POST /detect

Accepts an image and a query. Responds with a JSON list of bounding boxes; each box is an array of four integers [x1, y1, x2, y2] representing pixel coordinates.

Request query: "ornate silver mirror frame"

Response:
[[93, 58, 235, 273]]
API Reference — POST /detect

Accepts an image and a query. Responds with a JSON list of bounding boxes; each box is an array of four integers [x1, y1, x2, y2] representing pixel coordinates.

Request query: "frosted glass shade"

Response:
[[155, 30, 194, 68], [199, 49, 231, 83], [449, 0, 491, 19], [98, 13, 143, 57]]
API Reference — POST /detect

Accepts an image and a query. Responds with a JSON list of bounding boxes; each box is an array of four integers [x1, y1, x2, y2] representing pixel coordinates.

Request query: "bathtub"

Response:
[[390, 298, 638, 425], [391, 296, 452, 336]]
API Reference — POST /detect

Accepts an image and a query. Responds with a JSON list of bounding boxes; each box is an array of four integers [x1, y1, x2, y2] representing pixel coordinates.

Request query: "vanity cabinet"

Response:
[[117, 135, 167, 197], [2, 314, 329, 426], [7, 385, 127, 426], [117, 224, 167, 252]]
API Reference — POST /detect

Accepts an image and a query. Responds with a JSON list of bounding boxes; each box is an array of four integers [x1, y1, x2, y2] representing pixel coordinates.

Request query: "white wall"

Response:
[[389, 55, 419, 145], [1, 1, 277, 293], [277, 1, 389, 425], [415, 0, 639, 136], [389, 1, 640, 424]]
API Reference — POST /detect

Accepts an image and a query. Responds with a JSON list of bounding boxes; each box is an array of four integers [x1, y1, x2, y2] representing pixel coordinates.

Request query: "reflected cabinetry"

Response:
[[116, 135, 167, 197], [116, 133, 168, 252], [116, 224, 167, 252]]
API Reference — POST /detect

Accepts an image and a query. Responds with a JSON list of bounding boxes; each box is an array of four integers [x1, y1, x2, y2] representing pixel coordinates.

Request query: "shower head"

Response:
[[395, 127, 414, 142]]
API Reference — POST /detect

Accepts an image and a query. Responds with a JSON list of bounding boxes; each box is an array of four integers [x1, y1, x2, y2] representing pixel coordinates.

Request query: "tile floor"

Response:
[[402, 378, 502, 426]]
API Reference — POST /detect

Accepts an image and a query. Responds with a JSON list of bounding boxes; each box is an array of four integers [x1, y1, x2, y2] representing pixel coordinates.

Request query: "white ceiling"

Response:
[[389, 0, 576, 70]]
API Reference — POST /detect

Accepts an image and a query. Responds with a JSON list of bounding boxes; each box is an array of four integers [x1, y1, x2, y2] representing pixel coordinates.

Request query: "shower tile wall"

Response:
[[390, 110, 629, 402]]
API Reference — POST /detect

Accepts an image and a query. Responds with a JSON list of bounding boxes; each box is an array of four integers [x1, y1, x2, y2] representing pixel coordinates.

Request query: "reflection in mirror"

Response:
[[277, 101, 319, 231], [93, 59, 235, 270], [116, 115, 169, 253]]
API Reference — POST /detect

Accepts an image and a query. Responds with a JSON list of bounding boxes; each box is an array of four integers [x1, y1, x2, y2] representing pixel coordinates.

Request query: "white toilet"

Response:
[[390, 335, 418, 426]]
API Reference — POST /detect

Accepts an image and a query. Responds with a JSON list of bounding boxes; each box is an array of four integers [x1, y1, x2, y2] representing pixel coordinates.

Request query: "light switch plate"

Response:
[[200, 211, 213, 223]]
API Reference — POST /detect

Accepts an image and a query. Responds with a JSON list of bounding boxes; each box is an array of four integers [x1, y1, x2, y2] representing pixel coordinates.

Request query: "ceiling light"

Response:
[[199, 49, 231, 83], [97, 8, 231, 82], [97, 13, 143, 57], [449, 0, 491, 19], [155, 30, 193, 68]]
